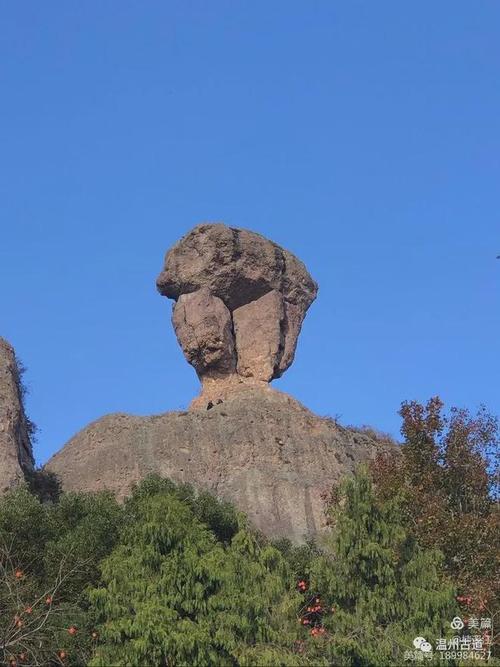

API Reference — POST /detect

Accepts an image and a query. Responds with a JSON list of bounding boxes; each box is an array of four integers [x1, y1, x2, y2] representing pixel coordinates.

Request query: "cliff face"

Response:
[[0, 338, 34, 492], [46, 386, 389, 543]]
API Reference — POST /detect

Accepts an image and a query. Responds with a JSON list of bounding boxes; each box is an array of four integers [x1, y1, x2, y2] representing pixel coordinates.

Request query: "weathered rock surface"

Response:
[[46, 386, 391, 543], [0, 338, 34, 492], [233, 290, 284, 381], [156, 224, 318, 397], [172, 288, 236, 379]]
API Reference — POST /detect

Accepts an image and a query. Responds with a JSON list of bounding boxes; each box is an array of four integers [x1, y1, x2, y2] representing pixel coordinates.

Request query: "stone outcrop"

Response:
[[156, 224, 318, 395], [0, 338, 34, 492], [42, 223, 394, 542], [46, 387, 390, 542]]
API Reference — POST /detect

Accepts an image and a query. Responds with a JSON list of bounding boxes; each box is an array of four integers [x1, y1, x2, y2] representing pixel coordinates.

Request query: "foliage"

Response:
[[371, 397, 500, 630], [347, 424, 399, 448], [0, 487, 54, 578], [0, 486, 124, 666], [2, 418, 495, 666], [25, 468, 62, 504], [13, 357, 37, 445], [272, 538, 322, 585], [126, 474, 241, 544], [88, 482, 301, 666], [44, 491, 125, 604], [0, 538, 92, 666], [306, 468, 457, 666]]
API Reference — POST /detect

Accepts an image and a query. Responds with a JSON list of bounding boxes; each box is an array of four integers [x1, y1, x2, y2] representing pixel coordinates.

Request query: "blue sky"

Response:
[[1, 2, 498, 465]]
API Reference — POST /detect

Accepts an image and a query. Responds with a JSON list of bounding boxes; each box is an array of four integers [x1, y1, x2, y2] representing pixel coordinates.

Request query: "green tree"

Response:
[[88, 483, 301, 666], [126, 474, 240, 544], [44, 490, 124, 603], [25, 467, 62, 504], [0, 487, 54, 580], [0, 485, 124, 666], [308, 468, 456, 666]]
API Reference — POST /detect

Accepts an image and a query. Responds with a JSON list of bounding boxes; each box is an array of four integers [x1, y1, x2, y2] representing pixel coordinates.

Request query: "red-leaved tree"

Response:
[[370, 398, 499, 652]]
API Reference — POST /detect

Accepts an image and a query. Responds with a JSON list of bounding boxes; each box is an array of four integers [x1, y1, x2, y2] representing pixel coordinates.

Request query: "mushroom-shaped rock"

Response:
[[157, 224, 318, 394]]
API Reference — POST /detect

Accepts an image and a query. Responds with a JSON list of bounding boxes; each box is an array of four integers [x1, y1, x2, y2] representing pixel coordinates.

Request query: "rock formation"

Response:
[[156, 224, 318, 404], [0, 338, 35, 492], [46, 386, 389, 542], [45, 223, 394, 541]]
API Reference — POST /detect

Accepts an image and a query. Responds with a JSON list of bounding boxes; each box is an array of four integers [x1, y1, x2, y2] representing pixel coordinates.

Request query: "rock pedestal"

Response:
[[46, 387, 390, 542]]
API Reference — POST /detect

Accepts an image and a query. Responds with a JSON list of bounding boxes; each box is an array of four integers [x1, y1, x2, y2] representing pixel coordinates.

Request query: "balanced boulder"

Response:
[[156, 224, 318, 393]]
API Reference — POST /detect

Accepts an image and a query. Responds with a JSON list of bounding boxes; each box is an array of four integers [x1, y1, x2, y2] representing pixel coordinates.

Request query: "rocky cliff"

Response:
[[44, 224, 393, 541], [46, 385, 386, 542], [0, 338, 34, 492]]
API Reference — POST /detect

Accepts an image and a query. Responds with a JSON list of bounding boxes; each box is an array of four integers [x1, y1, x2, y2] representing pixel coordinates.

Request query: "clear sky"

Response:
[[1, 2, 499, 465]]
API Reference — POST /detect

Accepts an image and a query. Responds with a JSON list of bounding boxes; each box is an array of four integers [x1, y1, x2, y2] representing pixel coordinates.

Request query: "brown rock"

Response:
[[46, 386, 393, 543], [280, 302, 304, 373], [156, 224, 288, 310], [156, 224, 318, 390], [233, 290, 284, 381], [0, 338, 34, 492], [42, 225, 395, 542], [172, 288, 236, 380]]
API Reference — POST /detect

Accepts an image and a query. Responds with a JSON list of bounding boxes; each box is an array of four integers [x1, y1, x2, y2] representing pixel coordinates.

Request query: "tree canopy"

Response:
[[0, 396, 497, 666]]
